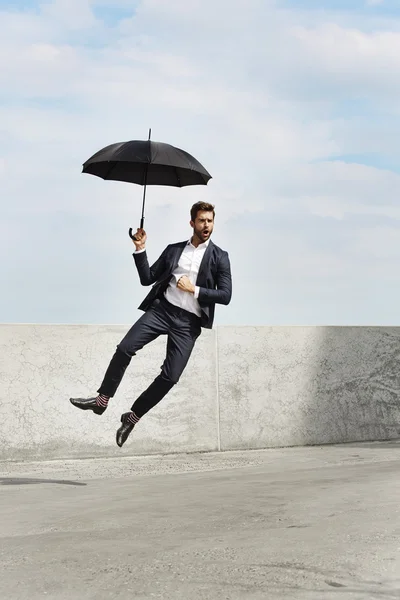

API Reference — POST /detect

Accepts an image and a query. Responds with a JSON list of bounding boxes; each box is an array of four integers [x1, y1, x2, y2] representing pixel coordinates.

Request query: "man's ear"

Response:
[[190, 220, 194, 228]]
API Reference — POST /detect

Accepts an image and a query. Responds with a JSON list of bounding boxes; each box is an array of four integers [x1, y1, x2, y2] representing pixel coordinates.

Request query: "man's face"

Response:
[[191, 211, 214, 242]]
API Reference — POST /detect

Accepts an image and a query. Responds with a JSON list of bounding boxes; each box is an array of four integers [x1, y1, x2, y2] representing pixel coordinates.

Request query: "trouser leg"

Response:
[[130, 374, 175, 418], [97, 349, 132, 398], [131, 314, 201, 417], [97, 306, 168, 397]]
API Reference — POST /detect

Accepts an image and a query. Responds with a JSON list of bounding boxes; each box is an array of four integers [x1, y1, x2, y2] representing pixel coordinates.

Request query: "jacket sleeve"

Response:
[[197, 251, 232, 306], [133, 246, 169, 286]]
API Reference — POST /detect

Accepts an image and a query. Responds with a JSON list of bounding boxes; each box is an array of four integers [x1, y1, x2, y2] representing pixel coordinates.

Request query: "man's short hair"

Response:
[[190, 202, 215, 222]]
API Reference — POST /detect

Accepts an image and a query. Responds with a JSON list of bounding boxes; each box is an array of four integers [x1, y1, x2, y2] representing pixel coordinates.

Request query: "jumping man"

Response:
[[70, 202, 232, 447]]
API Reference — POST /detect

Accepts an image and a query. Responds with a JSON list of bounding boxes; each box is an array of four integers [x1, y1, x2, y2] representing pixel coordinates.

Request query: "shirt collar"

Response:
[[188, 237, 210, 249]]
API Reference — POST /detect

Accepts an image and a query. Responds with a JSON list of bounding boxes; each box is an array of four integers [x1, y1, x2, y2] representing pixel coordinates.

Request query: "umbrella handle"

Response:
[[129, 219, 144, 241]]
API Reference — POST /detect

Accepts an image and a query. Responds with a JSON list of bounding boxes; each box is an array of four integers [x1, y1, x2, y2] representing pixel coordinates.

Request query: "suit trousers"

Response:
[[97, 297, 202, 418]]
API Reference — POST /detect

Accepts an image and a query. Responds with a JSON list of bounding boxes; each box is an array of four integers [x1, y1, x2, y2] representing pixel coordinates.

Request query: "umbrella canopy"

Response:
[[82, 140, 212, 187], [82, 130, 212, 240]]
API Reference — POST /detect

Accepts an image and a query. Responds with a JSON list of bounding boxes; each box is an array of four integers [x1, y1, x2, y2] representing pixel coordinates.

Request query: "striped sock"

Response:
[[96, 394, 110, 408], [127, 411, 141, 426]]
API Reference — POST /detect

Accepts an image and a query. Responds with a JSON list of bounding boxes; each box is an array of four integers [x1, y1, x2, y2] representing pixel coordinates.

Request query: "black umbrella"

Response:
[[82, 129, 212, 240]]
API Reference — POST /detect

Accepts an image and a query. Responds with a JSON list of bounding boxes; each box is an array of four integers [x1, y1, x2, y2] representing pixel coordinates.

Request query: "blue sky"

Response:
[[283, 0, 398, 12], [1, 0, 400, 326]]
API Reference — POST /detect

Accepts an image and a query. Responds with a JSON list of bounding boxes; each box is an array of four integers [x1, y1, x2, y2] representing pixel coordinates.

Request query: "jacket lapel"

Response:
[[196, 240, 214, 285], [170, 242, 187, 274]]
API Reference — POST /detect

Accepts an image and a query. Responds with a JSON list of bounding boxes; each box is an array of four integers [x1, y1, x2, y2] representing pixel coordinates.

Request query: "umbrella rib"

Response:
[[105, 161, 118, 180], [175, 166, 181, 188]]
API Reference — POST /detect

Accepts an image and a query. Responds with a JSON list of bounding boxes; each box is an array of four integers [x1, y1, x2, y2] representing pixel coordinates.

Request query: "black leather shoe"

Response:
[[116, 413, 135, 447], [69, 397, 106, 415]]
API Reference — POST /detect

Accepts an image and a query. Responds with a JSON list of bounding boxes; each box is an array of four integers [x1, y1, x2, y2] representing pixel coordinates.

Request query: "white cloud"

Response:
[[291, 23, 400, 80], [277, 161, 400, 207]]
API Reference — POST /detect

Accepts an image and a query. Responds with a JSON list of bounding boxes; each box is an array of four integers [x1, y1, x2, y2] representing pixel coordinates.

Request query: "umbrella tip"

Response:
[[148, 128, 151, 140]]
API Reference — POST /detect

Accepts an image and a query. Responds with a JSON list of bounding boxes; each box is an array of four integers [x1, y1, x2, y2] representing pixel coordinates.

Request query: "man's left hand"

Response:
[[177, 275, 195, 294]]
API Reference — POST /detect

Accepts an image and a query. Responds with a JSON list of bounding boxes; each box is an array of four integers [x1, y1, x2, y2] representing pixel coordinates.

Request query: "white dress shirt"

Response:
[[134, 238, 209, 317]]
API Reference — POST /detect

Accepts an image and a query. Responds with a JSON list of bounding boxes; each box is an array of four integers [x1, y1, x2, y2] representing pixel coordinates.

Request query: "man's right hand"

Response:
[[133, 228, 147, 251]]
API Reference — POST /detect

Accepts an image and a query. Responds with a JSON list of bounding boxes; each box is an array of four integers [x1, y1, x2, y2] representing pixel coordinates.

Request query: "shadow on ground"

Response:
[[0, 477, 86, 486]]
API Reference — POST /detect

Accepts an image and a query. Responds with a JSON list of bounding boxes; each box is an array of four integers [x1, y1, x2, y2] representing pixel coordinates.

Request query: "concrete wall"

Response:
[[1, 325, 400, 461]]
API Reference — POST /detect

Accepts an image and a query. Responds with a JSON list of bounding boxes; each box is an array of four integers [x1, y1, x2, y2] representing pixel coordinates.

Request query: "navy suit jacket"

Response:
[[133, 240, 232, 329]]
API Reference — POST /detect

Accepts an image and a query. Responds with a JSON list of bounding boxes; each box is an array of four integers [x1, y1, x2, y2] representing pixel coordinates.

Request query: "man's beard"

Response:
[[194, 227, 211, 240]]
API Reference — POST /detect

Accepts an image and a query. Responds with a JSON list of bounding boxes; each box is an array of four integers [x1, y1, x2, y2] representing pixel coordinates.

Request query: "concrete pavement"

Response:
[[1, 442, 400, 599]]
